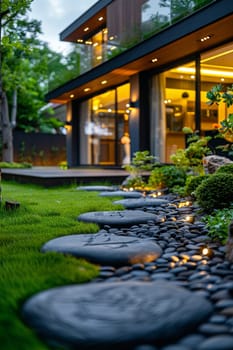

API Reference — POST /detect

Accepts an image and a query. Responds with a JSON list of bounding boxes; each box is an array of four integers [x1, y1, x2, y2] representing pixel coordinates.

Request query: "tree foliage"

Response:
[[0, 0, 73, 161]]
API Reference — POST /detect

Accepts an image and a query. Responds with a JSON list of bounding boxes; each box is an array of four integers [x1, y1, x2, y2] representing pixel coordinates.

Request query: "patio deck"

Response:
[[1, 167, 129, 187]]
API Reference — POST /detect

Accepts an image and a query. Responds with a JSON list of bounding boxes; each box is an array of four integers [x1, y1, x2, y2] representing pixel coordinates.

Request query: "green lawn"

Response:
[[0, 181, 123, 350]]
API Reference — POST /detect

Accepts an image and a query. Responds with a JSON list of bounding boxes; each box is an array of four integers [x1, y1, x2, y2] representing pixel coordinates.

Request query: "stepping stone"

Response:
[[99, 190, 142, 198], [22, 281, 213, 350], [77, 210, 158, 227], [77, 185, 117, 191], [41, 232, 162, 266], [113, 198, 169, 209]]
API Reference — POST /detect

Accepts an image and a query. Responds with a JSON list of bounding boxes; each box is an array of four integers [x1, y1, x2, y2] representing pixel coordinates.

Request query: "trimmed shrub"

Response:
[[216, 163, 233, 175], [195, 173, 233, 212], [148, 165, 187, 190], [185, 175, 209, 196]]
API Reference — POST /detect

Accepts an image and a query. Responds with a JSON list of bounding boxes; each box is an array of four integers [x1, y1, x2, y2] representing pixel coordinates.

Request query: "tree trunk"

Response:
[[11, 88, 17, 128], [2, 90, 13, 162]]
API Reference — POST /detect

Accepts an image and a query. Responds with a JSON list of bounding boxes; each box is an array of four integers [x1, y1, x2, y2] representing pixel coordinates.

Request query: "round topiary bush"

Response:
[[216, 163, 233, 175], [185, 175, 209, 197], [195, 173, 233, 212]]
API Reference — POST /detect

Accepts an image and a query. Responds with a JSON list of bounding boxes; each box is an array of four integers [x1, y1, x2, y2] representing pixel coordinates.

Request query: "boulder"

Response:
[[203, 155, 233, 174]]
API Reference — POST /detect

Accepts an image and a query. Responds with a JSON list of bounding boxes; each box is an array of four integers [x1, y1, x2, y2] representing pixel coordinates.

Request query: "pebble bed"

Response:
[[92, 194, 233, 350]]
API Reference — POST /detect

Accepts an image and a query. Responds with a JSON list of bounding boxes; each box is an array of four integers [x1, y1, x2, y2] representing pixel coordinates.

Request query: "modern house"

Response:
[[46, 0, 233, 168]]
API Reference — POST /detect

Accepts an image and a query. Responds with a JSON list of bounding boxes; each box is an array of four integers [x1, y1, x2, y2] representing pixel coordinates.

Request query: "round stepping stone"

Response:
[[41, 232, 162, 266], [22, 281, 213, 349], [77, 185, 117, 191], [99, 190, 142, 198], [77, 210, 158, 227], [113, 198, 169, 209]]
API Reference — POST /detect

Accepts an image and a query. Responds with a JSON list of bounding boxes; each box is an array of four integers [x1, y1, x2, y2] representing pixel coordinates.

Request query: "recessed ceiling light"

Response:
[[151, 58, 158, 63], [84, 27, 89, 32], [101, 80, 107, 85], [199, 34, 212, 42], [84, 88, 91, 92], [98, 16, 104, 21], [70, 94, 75, 98], [77, 39, 83, 43]]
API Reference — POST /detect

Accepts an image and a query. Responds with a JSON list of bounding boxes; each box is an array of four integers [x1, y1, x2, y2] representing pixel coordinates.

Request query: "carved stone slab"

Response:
[[22, 281, 213, 349], [77, 210, 158, 227], [41, 232, 162, 266], [99, 190, 142, 198], [113, 198, 169, 209]]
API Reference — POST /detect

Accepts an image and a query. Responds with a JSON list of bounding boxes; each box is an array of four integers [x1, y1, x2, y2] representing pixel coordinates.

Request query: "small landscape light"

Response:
[[201, 247, 213, 258], [178, 201, 192, 208], [149, 192, 157, 198], [184, 215, 195, 223], [202, 247, 209, 256]]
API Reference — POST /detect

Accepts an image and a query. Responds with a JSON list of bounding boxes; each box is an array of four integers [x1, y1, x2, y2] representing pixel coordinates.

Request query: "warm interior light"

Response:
[[84, 88, 91, 92], [175, 66, 233, 78], [69, 94, 74, 98], [98, 16, 104, 21], [84, 27, 89, 32], [101, 80, 107, 85], [77, 39, 83, 43], [151, 58, 158, 63]]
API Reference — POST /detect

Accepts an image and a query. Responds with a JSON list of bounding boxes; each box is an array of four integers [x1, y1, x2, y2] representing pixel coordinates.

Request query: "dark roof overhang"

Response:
[[60, 0, 113, 42], [46, 0, 233, 103]]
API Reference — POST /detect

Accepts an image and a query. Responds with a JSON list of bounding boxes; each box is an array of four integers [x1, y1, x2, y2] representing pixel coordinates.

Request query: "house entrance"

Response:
[[80, 83, 130, 166]]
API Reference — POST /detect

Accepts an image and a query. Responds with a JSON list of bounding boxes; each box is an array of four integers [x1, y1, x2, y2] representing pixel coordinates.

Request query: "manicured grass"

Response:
[[0, 181, 123, 350]]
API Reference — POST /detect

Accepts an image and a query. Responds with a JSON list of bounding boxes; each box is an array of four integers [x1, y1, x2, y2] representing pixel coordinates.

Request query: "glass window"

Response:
[[200, 42, 233, 135], [80, 83, 130, 166], [117, 84, 130, 165], [164, 61, 196, 162]]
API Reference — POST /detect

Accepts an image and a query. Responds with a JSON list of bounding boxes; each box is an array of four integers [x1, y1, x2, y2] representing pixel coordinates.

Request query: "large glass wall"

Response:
[[151, 63, 194, 162], [200, 42, 233, 134], [79, 83, 130, 166], [152, 41, 233, 163], [163, 61, 196, 162]]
